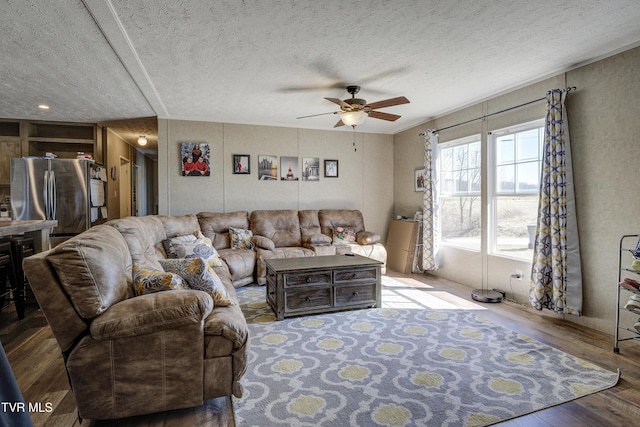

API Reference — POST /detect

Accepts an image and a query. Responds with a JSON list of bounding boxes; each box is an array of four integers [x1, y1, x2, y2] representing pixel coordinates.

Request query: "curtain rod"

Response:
[[419, 86, 577, 136]]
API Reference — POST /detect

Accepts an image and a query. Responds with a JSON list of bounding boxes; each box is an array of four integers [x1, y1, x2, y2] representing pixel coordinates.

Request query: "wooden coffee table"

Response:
[[265, 254, 382, 320]]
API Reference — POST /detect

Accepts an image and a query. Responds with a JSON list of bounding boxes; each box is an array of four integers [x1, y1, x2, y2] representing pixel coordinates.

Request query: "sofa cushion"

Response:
[[197, 211, 250, 250], [90, 290, 213, 340], [108, 216, 166, 271], [160, 258, 234, 306], [217, 248, 256, 284], [332, 226, 357, 244], [250, 210, 302, 247], [163, 231, 223, 267], [299, 210, 322, 238], [356, 231, 381, 245], [319, 209, 366, 237], [47, 225, 132, 319], [132, 264, 184, 295], [157, 214, 201, 239], [229, 227, 254, 250]]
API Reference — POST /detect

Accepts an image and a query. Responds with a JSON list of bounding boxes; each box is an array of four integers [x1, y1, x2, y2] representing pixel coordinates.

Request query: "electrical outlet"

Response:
[[4, 196, 9, 203]]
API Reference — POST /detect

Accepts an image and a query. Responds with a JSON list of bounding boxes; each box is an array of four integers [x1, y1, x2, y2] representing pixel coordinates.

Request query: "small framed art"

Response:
[[302, 157, 320, 181], [415, 168, 427, 192], [280, 156, 299, 181], [324, 159, 338, 178], [258, 155, 278, 180], [233, 154, 250, 174], [181, 142, 210, 177]]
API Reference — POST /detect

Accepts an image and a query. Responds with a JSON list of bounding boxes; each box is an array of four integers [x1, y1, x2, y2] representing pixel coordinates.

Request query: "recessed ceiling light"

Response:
[[38, 104, 50, 110]]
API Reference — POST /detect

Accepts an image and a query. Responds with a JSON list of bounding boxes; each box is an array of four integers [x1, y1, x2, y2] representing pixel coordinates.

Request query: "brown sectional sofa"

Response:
[[22, 208, 385, 421]]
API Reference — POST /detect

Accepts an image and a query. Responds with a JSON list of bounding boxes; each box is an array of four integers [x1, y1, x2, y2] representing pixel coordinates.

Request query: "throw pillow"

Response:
[[159, 258, 234, 306], [332, 227, 357, 245], [229, 227, 254, 250], [163, 231, 223, 267], [132, 264, 184, 296]]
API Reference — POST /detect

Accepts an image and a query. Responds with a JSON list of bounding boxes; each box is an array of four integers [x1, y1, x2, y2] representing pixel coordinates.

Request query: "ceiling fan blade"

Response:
[[325, 97, 352, 110], [296, 111, 338, 119], [334, 119, 345, 128], [366, 96, 410, 110], [369, 110, 401, 122]]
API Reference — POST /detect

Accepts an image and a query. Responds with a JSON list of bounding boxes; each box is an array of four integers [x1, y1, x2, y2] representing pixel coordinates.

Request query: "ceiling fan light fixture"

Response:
[[138, 136, 148, 146], [340, 111, 367, 127]]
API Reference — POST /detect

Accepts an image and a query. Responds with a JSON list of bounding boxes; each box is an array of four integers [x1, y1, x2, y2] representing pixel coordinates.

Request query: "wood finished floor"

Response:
[[2, 272, 640, 427]]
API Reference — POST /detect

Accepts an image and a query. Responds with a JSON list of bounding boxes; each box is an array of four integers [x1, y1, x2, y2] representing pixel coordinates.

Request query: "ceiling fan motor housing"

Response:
[[343, 98, 367, 111]]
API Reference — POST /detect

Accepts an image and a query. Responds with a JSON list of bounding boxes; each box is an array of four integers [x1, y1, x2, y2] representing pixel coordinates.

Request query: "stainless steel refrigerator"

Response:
[[10, 158, 106, 236]]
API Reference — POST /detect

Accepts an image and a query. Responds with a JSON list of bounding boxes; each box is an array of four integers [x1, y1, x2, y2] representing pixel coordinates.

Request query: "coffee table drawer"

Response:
[[335, 284, 377, 307], [334, 268, 377, 283], [286, 287, 332, 311], [285, 271, 332, 287]]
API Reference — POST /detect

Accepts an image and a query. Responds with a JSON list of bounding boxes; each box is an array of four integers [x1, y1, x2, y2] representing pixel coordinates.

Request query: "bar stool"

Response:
[[10, 237, 35, 307], [0, 239, 23, 320]]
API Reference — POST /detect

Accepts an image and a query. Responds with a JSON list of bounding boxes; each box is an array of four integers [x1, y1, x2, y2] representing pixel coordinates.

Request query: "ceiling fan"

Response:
[[296, 85, 410, 128]]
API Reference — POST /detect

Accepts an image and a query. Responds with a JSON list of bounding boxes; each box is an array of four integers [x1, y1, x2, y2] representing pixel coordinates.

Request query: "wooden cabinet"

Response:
[[27, 122, 96, 160], [0, 120, 98, 186], [0, 121, 21, 185], [386, 219, 422, 274]]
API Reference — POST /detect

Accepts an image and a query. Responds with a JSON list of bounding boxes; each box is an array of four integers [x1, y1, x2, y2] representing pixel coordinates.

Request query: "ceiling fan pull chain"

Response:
[[352, 127, 357, 152]]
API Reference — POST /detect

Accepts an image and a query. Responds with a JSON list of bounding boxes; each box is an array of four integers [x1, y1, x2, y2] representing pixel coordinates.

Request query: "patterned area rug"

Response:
[[233, 278, 619, 427]]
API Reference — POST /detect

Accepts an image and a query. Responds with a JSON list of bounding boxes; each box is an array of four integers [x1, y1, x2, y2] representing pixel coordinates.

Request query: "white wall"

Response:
[[158, 120, 394, 241], [393, 46, 640, 334]]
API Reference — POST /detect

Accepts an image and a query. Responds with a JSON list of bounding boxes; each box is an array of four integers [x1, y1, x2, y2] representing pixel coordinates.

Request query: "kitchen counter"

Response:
[[0, 220, 58, 252]]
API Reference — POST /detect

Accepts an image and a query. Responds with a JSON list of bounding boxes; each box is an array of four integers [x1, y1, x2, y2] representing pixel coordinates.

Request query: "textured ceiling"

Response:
[[2, 0, 640, 157]]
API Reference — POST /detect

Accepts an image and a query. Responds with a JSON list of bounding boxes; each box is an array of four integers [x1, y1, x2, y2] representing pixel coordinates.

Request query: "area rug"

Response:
[[232, 281, 619, 427]]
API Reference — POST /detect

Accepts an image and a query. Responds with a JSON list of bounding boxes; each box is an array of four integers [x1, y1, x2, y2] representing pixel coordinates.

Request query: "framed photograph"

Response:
[[233, 154, 250, 174], [324, 159, 339, 178], [280, 156, 299, 181], [258, 155, 278, 180], [301, 157, 320, 181], [415, 168, 427, 192], [181, 142, 210, 176]]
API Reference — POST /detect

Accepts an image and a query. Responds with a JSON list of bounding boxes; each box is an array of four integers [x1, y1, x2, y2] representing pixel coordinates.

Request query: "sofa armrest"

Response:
[[302, 233, 332, 246], [90, 290, 213, 340], [252, 235, 275, 250], [356, 231, 381, 245]]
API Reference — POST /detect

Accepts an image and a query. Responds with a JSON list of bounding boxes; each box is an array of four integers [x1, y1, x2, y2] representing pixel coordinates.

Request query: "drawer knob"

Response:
[[305, 276, 312, 283], [305, 297, 311, 302], [353, 291, 359, 296], [269, 291, 275, 295]]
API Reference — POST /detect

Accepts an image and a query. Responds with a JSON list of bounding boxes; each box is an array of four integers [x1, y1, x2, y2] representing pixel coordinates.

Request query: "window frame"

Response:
[[438, 134, 482, 251], [488, 119, 545, 259]]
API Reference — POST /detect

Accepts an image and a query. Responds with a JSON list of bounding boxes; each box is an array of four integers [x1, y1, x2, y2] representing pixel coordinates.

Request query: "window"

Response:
[[439, 135, 481, 250], [490, 120, 544, 260]]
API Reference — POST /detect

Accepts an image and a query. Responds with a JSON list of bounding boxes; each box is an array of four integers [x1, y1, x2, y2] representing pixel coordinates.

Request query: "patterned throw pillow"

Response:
[[159, 258, 234, 306], [163, 231, 223, 267], [132, 264, 184, 296], [229, 227, 254, 250], [332, 227, 357, 244]]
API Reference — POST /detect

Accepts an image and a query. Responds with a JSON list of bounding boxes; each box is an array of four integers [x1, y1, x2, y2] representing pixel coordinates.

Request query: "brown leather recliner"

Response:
[[24, 215, 248, 421], [197, 211, 256, 287], [249, 209, 317, 284]]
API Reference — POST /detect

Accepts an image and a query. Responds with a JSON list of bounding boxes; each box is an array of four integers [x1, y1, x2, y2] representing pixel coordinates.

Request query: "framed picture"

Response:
[[181, 142, 210, 176], [280, 156, 299, 181], [233, 154, 250, 174], [324, 159, 339, 178], [301, 157, 320, 181], [258, 155, 278, 180], [415, 168, 427, 192]]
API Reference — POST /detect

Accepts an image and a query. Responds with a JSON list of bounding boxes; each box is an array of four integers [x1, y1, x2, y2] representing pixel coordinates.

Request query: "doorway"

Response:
[[119, 156, 131, 218]]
